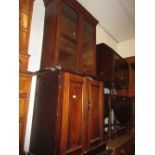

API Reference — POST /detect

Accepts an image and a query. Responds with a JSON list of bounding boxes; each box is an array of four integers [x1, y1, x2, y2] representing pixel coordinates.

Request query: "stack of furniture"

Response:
[[19, 0, 134, 154], [28, 0, 110, 155], [96, 43, 129, 138], [19, 0, 34, 154], [96, 43, 135, 154]]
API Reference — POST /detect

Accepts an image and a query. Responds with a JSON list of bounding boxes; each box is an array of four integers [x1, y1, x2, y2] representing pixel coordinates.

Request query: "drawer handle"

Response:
[[72, 95, 76, 99]]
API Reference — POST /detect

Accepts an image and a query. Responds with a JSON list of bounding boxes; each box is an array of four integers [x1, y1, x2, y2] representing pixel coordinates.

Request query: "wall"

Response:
[[96, 24, 118, 52], [28, 0, 45, 72], [117, 38, 135, 58]]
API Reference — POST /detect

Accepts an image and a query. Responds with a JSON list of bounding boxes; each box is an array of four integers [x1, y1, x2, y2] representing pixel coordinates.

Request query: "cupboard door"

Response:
[[59, 1, 78, 70], [87, 80, 104, 150], [60, 73, 87, 155], [82, 20, 96, 74]]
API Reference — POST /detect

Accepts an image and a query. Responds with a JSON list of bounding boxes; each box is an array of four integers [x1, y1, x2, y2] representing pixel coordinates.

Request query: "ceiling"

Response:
[[77, 0, 135, 42]]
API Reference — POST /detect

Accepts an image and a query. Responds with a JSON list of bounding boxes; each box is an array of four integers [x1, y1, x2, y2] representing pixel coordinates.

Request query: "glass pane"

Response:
[[59, 2, 78, 70], [82, 20, 94, 73]]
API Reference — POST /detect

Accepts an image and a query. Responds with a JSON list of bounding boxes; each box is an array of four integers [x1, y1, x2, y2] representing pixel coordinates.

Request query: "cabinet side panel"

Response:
[[40, 0, 58, 68], [29, 71, 59, 155]]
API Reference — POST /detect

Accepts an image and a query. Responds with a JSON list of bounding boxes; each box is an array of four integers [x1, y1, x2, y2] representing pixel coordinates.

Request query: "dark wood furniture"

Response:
[[19, 0, 34, 70], [29, 67, 105, 155], [40, 0, 98, 75], [19, 71, 32, 154], [112, 96, 133, 132], [96, 43, 132, 142], [125, 56, 135, 129], [107, 133, 134, 155], [96, 43, 129, 89], [125, 56, 135, 97]]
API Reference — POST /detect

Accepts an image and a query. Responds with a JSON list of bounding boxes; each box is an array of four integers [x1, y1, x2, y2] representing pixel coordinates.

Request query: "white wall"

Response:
[[96, 25, 135, 58], [96, 24, 118, 52], [117, 38, 135, 58], [28, 0, 45, 72]]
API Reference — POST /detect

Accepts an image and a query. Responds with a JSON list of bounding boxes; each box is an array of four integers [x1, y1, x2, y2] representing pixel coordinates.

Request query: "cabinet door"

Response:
[[87, 80, 104, 151], [59, 1, 78, 70], [82, 20, 96, 74], [60, 73, 87, 155]]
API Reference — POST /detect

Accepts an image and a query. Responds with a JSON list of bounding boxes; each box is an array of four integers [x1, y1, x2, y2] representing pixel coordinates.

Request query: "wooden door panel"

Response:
[[60, 73, 87, 155], [87, 80, 104, 150], [66, 80, 83, 154]]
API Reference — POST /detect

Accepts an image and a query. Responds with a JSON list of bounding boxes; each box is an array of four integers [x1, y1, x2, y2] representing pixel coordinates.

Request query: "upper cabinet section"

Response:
[[41, 0, 98, 75], [96, 43, 129, 88]]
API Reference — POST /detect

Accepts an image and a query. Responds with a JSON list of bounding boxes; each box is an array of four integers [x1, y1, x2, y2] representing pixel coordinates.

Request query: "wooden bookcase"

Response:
[[40, 0, 98, 75], [96, 43, 129, 89]]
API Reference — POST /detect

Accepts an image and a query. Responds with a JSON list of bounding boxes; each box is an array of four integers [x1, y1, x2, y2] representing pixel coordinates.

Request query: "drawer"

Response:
[[19, 98, 27, 118]]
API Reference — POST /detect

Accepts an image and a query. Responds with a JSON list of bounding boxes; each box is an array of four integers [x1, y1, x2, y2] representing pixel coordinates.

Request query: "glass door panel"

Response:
[[59, 2, 78, 70], [82, 20, 94, 73]]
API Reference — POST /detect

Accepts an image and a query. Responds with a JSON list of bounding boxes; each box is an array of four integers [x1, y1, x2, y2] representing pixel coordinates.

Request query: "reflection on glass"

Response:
[[59, 2, 78, 70], [82, 20, 94, 72]]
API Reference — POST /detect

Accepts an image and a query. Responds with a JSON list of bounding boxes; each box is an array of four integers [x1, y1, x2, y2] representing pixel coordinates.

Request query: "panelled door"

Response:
[[60, 73, 87, 155], [87, 79, 104, 151]]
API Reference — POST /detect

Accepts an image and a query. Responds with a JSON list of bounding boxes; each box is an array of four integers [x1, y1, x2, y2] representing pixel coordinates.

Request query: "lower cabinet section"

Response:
[[29, 68, 105, 155], [107, 133, 135, 155]]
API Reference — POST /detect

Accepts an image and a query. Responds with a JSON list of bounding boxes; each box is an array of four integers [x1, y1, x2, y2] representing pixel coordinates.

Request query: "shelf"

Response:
[[61, 32, 77, 44]]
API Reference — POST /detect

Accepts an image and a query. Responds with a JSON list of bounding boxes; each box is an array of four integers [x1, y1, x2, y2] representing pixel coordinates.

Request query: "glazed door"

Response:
[[82, 20, 96, 74], [59, 1, 78, 70], [60, 73, 87, 155], [87, 79, 104, 151]]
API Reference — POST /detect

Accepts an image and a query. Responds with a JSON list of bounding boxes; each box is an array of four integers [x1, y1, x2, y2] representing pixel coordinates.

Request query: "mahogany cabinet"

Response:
[[19, 0, 34, 70], [29, 68, 104, 155], [40, 0, 98, 75], [19, 71, 32, 154], [96, 43, 129, 88]]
